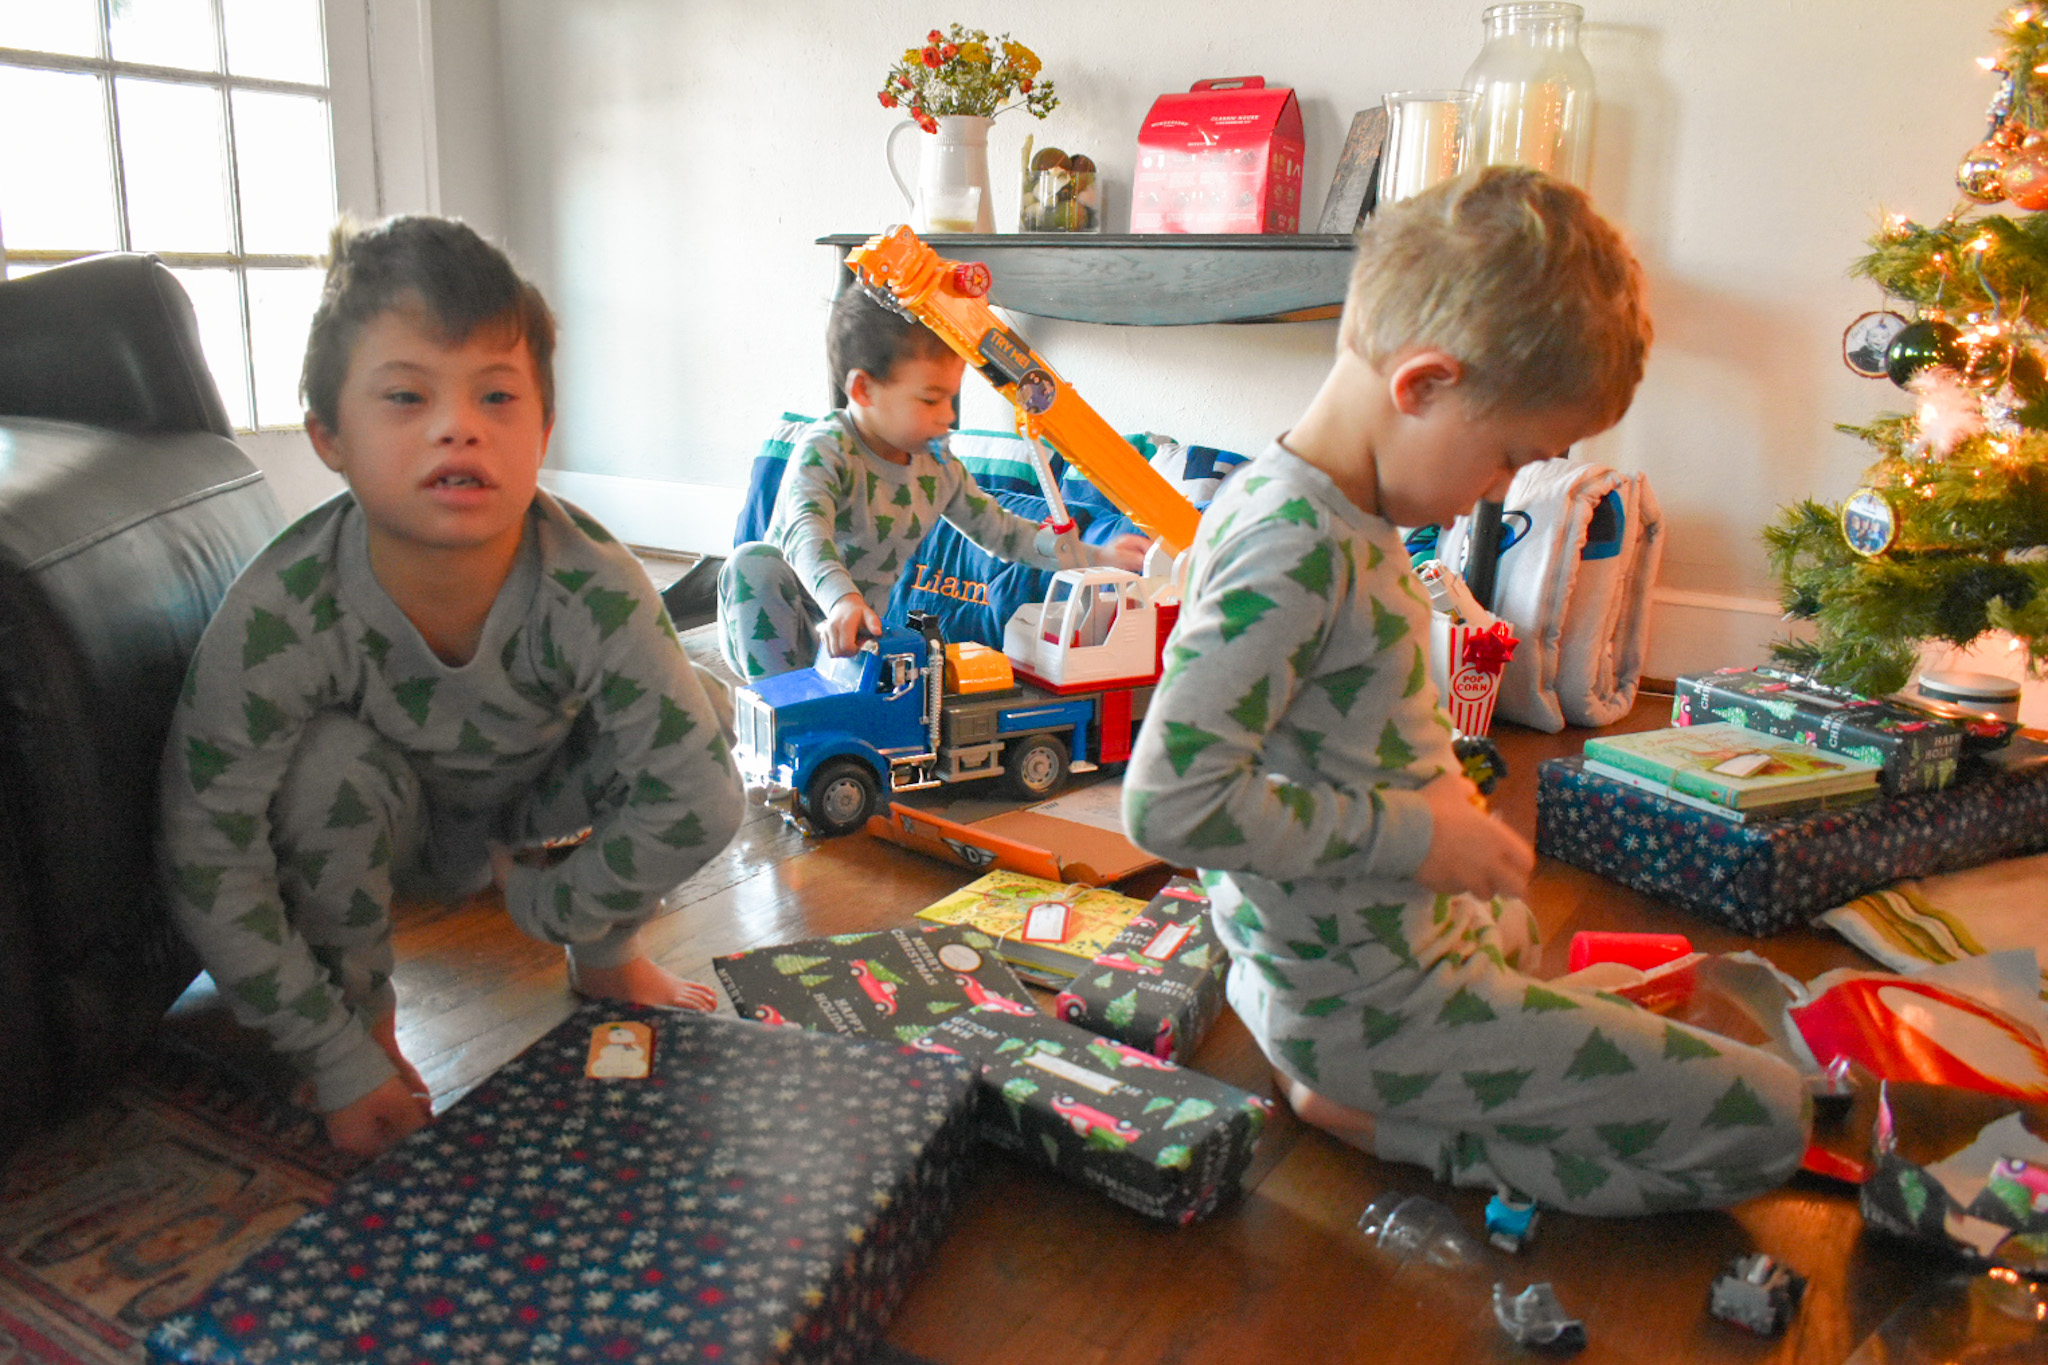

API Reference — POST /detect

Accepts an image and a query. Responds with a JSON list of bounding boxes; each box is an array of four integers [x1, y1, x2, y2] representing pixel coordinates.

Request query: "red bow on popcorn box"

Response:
[[1430, 616, 1520, 738]]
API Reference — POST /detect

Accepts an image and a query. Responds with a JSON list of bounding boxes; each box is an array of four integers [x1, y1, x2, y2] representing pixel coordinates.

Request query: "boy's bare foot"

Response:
[[1278, 1068, 1380, 1155], [570, 956, 718, 1012]]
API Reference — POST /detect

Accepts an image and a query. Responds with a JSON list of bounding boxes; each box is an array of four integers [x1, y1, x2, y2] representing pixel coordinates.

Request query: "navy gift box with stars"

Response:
[[1535, 755, 2048, 936], [148, 1003, 978, 1365]]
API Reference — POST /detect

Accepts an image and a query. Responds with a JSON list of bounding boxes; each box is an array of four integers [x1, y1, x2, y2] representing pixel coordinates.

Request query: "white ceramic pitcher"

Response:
[[886, 115, 996, 233]]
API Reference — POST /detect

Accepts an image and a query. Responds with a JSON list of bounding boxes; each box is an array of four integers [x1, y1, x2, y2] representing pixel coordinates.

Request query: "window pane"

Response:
[[233, 90, 334, 255], [170, 266, 251, 429], [224, 0, 325, 85], [0, 0, 101, 57], [109, 0, 220, 73], [0, 68, 119, 252], [248, 266, 321, 427], [117, 78, 232, 252]]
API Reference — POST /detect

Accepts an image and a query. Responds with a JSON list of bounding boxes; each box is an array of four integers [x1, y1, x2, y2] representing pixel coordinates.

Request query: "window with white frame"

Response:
[[0, 0, 339, 432]]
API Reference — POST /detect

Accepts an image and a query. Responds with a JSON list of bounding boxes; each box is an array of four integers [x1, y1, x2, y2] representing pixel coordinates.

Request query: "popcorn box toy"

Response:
[[1130, 77, 1305, 234], [148, 1004, 978, 1365], [1430, 615, 1518, 738], [923, 1003, 1272, 1225], [1053, 875, 1230, 1063]]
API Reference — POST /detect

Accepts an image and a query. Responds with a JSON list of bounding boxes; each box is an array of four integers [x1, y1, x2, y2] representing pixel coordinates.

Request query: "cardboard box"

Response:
[[1054, 876, 1229, 1063], [149, 1004, 978, 1365], [865, 779, 1165, 886], [1130, 77, 1305, 234], [925, 1004, 1272, 1224]]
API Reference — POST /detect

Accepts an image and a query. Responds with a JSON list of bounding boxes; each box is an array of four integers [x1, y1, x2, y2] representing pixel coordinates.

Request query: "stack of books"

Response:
[[1581, 721, 1884, 822]]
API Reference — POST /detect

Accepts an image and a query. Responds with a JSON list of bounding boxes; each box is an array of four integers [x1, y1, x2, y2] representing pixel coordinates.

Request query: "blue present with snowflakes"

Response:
[[147, 1003, 977, 1365], [1535, 754, 2048, 936]]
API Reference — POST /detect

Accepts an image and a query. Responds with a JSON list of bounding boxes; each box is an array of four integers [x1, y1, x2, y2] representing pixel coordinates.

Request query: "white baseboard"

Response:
[[539, 470, 744, 556]]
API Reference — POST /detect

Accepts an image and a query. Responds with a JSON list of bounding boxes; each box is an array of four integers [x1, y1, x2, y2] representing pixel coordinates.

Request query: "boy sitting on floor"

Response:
[[1123, 167, 1810, 1214], [717, 285, 1147, 681], [161, 217, 744, 1157]]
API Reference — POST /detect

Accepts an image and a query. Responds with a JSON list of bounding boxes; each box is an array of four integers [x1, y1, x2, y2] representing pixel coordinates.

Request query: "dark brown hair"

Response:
[[300, 215, 557, 430], [826, 283, 953, 394]]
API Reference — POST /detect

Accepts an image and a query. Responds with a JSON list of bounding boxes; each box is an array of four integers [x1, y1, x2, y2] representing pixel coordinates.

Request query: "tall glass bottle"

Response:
[[1462, 2, 1594, 187]]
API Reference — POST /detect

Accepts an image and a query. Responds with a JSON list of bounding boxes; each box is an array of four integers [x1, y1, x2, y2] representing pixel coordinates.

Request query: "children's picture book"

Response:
[[913, 870, 1150, 987], [712, 924, 1035, 1046], [1579, 754, 1883, 823], [1580, 721, 1883, 811]]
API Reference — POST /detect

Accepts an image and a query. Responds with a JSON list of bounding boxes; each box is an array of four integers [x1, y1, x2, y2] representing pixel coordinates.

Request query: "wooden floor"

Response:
[[165, 673, 1942, 1365]]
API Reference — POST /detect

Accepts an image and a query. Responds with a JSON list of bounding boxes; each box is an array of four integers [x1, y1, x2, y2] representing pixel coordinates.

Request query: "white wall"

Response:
[[483, 3, 1986, 674]]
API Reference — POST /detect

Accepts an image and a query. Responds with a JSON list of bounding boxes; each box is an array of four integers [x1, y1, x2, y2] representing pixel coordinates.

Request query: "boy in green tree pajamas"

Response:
[[161, 217, 744, 1157], [1123, 168, 1809, 1215], [717, 285, 1147, 679]]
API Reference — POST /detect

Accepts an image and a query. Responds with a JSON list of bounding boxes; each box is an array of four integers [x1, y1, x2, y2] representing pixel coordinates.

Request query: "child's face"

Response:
[[1377, 378, 1609, 529], [847, 353, 966, 461], [307, 305, 551, 563]]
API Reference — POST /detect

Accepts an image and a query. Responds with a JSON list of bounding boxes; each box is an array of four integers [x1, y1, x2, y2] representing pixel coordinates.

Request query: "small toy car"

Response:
[[1708, 1253, 1805, 1336], [1492, 1281, 1586, 1351], [1485, 1189, 1541, 1253]]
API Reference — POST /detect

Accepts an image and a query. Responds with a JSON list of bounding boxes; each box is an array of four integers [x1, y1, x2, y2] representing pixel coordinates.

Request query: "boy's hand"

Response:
[[1413, 770, 1535, 901], [823, 592, 883, 657], [1104, 533, 1152, 573], [324, 1076, 431, 1157]]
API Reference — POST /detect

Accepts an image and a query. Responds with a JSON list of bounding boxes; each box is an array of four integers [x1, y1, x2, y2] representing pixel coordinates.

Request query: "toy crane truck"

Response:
[[732, 227, 1199, 835]]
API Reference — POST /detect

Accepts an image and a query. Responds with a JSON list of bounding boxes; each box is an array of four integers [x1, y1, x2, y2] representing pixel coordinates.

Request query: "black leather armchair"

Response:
[[0, 254, 285, 1159]]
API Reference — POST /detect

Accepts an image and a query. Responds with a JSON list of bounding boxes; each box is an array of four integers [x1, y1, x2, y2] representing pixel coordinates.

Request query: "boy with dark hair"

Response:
[[716, 285, 1147, 680], [162, 216, 744, 1157], [1124, 168, 1809, 1214]]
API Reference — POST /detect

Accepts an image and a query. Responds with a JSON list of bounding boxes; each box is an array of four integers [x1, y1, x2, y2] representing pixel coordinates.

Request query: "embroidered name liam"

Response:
[[909, 563, 992, 606]]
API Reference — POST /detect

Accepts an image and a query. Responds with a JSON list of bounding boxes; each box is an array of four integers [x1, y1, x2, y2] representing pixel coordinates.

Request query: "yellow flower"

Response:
[[1003, 40, 1041, 76], [902, 48, 922, 66], [959, 41, 989, 65]]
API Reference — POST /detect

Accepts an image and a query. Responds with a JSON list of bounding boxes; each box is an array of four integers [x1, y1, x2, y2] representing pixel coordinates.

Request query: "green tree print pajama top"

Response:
[[717, 412, 1117, 678], [1124, 443, 1809, 1214], [161, 493, 745, 1113]]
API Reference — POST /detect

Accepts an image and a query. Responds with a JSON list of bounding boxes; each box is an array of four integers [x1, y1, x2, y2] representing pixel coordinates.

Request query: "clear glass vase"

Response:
[[1462, 2, 1594, 187]]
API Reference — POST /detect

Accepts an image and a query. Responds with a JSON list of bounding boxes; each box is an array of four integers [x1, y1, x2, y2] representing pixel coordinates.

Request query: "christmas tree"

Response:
[[1766, 5, 2048, 697]]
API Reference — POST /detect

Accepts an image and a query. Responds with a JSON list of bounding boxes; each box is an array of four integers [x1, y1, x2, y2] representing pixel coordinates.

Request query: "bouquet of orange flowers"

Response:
[[878, 24, 1057, 131]]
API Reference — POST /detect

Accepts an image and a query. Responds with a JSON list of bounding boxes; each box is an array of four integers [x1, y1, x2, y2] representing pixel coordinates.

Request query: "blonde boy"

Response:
[[161, 217, 744, 1157], [1124, 168, 1809, 1214]]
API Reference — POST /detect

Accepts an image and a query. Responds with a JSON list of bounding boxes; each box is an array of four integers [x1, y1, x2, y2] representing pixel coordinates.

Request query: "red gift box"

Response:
[[1130, 77, 1304, 234]]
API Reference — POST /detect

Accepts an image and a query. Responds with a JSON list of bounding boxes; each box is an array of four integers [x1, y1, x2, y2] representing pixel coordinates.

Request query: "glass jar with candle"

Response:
[[1378, 90, 1480, 205], [1463, 2, 1594, 187]]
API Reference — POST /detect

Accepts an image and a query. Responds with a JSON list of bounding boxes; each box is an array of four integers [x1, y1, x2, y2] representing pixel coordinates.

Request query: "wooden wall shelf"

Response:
[[818, 232, 1355, 326]]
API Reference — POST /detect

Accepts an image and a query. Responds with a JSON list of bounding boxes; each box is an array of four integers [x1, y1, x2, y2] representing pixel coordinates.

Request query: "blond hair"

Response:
[[1341, 166, 1650, 427]]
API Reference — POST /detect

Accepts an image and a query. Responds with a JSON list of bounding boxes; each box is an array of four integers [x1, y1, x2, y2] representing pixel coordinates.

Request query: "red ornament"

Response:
[[2003, 146, 2048, 210]]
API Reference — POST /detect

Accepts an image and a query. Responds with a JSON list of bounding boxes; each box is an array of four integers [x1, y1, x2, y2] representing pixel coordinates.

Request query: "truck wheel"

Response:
[[1004, 733, 1069, 801], [803, 759, 879, 837]]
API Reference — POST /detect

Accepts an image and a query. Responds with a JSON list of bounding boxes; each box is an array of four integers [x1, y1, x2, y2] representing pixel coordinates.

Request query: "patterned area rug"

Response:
[[0, 1044, 944, 1365], [0, 1045, 361, 1364]]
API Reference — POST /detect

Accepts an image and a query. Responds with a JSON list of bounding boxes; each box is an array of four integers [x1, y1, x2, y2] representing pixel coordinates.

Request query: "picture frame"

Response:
[[1315, 107, 1388, 234]]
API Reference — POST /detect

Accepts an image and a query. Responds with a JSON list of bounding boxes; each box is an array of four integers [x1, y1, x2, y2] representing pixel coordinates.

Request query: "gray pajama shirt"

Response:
[[718, 411, 1113, 678], [1124, 442, 1808, 1214], [161, 491, 744, 1113]]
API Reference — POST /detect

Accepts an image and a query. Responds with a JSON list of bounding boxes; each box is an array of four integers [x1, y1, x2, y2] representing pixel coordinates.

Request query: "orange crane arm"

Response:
[[844, 226, 1201, 558]]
